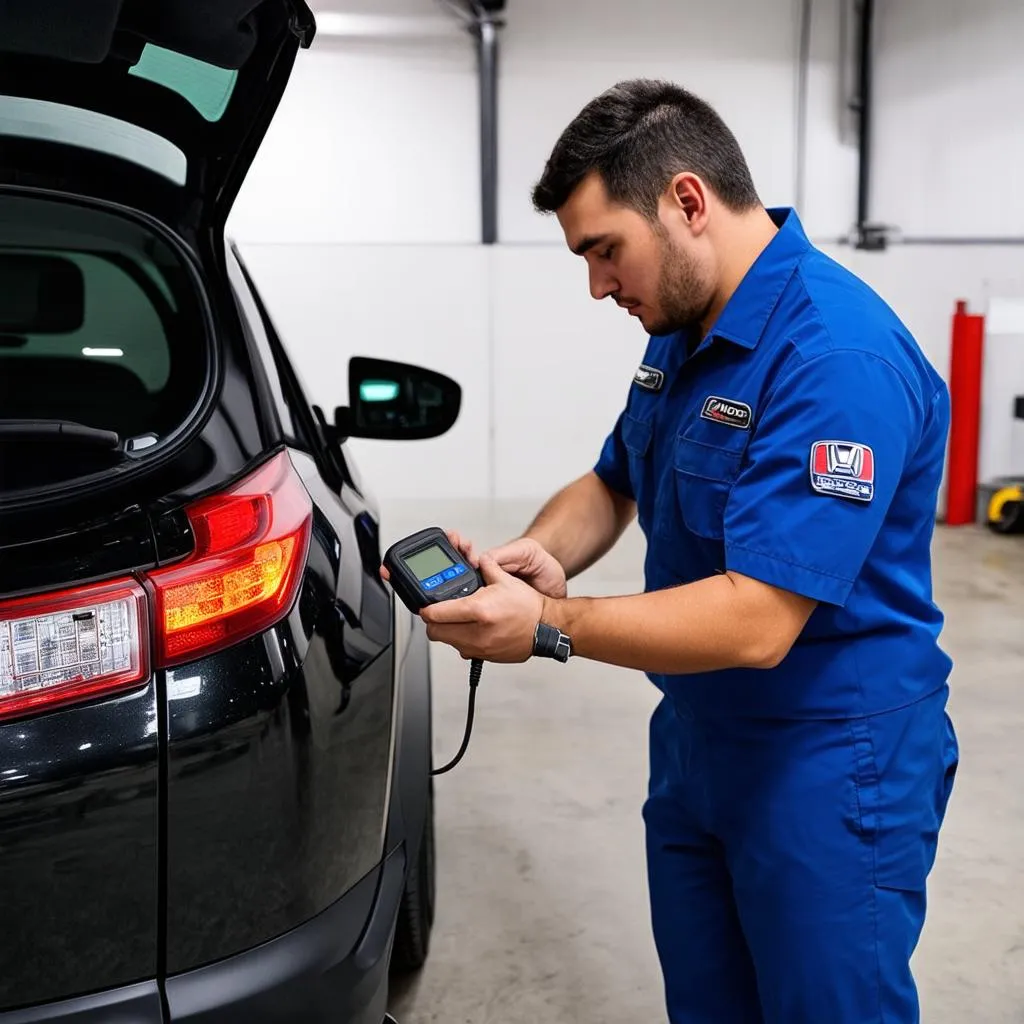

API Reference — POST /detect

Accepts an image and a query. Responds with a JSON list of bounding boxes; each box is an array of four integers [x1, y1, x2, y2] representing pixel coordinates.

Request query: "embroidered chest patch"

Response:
[[700, 395, 752, 430], [634, 364, 664, 392]]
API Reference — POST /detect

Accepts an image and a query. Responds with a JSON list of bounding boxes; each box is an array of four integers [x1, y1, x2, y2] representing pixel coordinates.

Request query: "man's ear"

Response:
[[667, 172, 710, 234]]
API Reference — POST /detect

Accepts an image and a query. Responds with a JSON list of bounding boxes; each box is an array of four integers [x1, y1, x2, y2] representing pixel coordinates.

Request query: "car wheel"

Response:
[[391, 779, 436, 973], [989, 499, 1024, 535]]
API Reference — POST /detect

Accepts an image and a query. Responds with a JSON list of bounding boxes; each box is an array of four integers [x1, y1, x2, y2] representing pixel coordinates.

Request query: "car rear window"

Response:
[[0, 192, 209, 490]]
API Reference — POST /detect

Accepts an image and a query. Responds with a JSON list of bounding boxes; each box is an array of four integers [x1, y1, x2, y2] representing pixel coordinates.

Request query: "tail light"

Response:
[[0, 453, 313, 720], [0, 580, 148, 722], [147, 452, 313, 668]]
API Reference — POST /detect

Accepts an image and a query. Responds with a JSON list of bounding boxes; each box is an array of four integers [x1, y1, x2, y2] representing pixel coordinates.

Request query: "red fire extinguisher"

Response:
[[945, 299, 984, 525]]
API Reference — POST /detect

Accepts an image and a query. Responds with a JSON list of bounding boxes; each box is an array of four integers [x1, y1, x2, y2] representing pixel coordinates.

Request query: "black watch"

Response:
[[532, 622, 572, 663]]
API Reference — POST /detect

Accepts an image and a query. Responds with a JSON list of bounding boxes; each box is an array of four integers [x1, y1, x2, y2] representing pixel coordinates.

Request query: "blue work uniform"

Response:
[[594, 208, 959, 1024]]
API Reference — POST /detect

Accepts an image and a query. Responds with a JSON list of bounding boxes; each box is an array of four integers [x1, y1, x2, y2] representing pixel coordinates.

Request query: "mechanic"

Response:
[[414, 79, 959, 1023]]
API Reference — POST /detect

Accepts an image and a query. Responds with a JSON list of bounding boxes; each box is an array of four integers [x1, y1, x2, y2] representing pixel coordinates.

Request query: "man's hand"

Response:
[[419, 556, 545, 663], [379, 530, 567, 600], [480, 538, 567, 599]]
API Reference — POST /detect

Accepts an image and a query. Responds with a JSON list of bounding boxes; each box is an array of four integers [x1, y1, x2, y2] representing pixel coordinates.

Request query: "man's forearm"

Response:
[[540, 572, 816, 674], [523, 471, 636, 579]]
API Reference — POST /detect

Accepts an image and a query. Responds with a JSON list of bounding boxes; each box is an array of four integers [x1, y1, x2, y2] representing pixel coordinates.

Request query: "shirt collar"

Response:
[[706, 206, 812, 351]]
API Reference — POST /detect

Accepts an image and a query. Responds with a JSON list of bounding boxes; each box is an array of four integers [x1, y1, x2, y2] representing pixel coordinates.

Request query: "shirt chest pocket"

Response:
[[670, 434, 746, 540], [622, 413, 655, 527]]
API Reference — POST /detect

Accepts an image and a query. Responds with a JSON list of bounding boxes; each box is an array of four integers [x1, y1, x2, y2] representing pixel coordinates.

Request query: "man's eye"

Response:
[[600, 246, 614, 260]]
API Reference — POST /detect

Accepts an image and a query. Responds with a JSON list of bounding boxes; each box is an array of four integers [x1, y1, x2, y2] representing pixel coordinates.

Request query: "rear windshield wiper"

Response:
[[0, 419, 121, 450]]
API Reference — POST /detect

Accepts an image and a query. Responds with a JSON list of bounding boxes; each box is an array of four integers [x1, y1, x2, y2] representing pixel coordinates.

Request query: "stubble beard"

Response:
[[645, 231, 714, 337]]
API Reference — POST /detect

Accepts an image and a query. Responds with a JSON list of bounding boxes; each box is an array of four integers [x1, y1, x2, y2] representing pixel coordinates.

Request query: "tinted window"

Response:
[[0, 193, 208, 482]]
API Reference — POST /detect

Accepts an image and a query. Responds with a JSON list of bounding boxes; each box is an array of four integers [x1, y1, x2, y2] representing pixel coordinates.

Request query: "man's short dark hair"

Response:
[[532, 79, 761, 218]]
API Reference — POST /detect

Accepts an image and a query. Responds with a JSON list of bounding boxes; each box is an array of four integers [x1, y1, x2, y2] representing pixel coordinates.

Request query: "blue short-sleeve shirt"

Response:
[[594, 208, 953, 719]]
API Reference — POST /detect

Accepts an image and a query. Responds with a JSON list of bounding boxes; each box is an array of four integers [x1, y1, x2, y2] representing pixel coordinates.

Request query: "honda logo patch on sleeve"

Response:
[[700, 395, 752, 429], [634, 364, 664, 392], [810, 440, 875, 502]]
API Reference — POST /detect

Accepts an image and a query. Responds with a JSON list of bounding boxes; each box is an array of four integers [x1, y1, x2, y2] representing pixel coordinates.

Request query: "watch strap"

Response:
[[533, 622, 572, 663]]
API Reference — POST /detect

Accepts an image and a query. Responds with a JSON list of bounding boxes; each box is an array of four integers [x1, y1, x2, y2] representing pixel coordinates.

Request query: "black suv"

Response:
[[0, 3, 455, 1021]]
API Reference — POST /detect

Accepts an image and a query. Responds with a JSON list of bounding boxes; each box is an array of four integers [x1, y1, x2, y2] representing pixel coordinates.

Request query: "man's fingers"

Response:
[[447, 529, 479, 567], [379, 565, 391, 582], [424, 621, 478, 653], [420, 592, 484, 624], [477, 554, 509, 586], [486, 539, 531, 564]]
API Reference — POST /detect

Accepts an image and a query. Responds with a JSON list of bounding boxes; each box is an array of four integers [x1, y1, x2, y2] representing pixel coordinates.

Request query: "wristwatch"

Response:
[[532, 622, 572, 663]]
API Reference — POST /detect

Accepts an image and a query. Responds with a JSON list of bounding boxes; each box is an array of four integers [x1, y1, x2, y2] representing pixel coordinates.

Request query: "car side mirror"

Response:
[[333, 357, 462, 442]]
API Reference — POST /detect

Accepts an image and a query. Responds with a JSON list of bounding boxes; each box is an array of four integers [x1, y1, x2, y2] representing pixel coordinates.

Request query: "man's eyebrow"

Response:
[[570, 234, 609, 256]]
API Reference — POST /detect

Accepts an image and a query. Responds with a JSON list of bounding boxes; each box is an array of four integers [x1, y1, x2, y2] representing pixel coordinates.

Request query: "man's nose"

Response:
[[589, 269, 618, 301]]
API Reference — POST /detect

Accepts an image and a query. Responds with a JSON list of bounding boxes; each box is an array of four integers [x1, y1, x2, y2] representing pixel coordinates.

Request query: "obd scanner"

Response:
[[383, 527, 485, 775], [383, 527, 482, 611]]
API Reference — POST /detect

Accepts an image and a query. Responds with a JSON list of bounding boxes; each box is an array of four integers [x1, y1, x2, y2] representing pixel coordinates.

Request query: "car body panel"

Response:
[[0, 681, 160, 1009], [0, 3, 449, 1017], [165, 848, 403, 1024], [163, 457, 398, 969], [0, 983, 163, 1024]]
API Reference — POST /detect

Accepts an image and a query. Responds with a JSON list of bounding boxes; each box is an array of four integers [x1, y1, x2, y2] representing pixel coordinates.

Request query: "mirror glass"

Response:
[[0, 254, 85, 334], [341, 357, 461, 441]]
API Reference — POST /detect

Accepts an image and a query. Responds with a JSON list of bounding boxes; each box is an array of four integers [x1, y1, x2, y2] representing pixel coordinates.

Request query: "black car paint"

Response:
[[0, 682, 161, 1008], [0, 2, 442, 1015], [0, 237, 436, 1019], [163, 451, 398, 972]]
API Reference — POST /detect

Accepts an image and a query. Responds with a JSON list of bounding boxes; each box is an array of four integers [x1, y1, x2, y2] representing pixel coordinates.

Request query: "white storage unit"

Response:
[[979, 297, 1024, 485]]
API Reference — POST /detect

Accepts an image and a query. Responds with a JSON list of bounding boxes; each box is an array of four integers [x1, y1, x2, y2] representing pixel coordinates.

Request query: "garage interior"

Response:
[[226, 1, 1024, 1021]]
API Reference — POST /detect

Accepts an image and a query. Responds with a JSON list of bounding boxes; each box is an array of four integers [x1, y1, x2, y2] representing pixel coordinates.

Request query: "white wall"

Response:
[[871, 0, 1024, 239], [229, 16, 479, 243], [230, 0, 1024, 501], [496, 0, 803, 243]]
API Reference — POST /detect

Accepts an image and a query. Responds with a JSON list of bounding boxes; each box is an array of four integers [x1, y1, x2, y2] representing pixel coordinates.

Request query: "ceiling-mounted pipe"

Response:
[[793, 0, 812, 216], [852, 0, 888, 250], [435, 0, 505, 244], [467, 1, 505, 244], [474, 10, 501, 244], [855, 0, 874, 241]]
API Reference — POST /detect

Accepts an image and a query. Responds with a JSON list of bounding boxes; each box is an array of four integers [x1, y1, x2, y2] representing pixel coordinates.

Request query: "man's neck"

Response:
[[700, 208, 780, 337]]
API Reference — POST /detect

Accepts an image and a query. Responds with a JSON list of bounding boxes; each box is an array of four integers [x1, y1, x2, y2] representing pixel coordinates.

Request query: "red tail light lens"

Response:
[[0, 580, 149, 722], [0, 454, 313, 721], [146, 452, 313, 668]]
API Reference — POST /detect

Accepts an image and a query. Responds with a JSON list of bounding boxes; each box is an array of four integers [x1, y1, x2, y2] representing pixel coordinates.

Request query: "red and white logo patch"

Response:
[[810, 440, 875, 502]]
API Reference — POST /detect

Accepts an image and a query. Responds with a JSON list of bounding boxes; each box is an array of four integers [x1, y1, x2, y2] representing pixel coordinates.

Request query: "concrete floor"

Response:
[[381, 500, 1024, 1024]]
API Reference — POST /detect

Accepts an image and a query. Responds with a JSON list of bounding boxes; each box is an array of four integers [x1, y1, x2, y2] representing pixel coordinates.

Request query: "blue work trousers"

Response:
[[644, 686, 958, 1023]]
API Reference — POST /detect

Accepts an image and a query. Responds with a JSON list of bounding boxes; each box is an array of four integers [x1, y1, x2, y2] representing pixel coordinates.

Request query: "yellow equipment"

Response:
[[987, 480, 1024, 534]]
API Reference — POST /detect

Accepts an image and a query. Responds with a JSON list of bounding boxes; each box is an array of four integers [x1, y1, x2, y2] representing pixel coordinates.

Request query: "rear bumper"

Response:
[[0, 847, 406, 1024], [0, 984, 163, 1024]]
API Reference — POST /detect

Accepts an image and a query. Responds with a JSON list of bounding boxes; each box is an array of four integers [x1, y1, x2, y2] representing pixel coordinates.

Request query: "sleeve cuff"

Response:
[[725, 542, 855, 607], [593, 461, 634, 501]]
